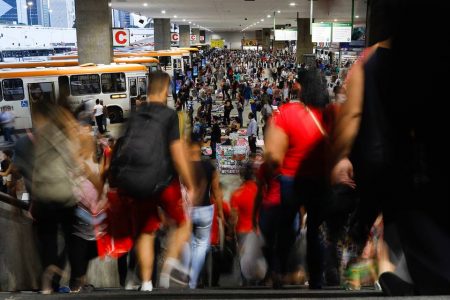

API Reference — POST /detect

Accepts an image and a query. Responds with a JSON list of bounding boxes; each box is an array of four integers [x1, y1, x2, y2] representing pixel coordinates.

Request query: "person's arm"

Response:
[[264, 122, 289, 179], [331, 62, 365, 163], [0, 164, 12, 177], [170, 140, 195, 198], [252, 178, 264, 231]]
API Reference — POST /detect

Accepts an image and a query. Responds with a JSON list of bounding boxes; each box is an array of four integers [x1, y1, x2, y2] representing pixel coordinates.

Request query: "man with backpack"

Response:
[[110, 71, 195, 292]]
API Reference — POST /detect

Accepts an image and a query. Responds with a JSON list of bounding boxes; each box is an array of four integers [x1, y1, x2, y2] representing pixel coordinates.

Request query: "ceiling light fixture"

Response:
[[188, 21, 192, 24], [174, 15, 177, 18], [267, 15, 271, 18], [334, 19, 338, 21], [183, 19, 186, 21], [289, 2, 296, 7], [261, 19, 264, 21], [257, 21, 260, 24], [108, 2, 111, 7], [143, 3, 148, 6], [355, 15, 360, 18], [161, 10, 166, 14], [277, 10, 281, 13]]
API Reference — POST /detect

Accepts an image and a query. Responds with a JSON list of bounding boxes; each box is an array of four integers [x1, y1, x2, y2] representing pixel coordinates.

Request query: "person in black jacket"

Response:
[[210, 116, 222, 159]]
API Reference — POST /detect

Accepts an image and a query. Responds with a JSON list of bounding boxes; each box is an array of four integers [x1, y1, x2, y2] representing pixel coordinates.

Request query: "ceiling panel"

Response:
[[111, 0, 367, 31]]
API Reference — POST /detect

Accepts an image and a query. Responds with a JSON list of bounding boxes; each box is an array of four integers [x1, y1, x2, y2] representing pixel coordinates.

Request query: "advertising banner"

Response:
[[332, 23, 352, 43], [211, 39, 225, 48], [312, 23, 331, 43]]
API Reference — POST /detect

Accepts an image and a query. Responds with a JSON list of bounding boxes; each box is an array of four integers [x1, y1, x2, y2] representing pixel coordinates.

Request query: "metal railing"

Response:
[[0, 191, 29, 210]]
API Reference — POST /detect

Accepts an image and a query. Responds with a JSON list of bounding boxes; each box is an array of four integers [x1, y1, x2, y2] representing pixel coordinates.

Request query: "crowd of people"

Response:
[[1, 0, 449, 296]]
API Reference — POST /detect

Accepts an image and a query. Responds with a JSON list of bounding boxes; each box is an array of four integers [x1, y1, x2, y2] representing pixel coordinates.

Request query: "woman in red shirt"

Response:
[[264, 69, 330, 289]]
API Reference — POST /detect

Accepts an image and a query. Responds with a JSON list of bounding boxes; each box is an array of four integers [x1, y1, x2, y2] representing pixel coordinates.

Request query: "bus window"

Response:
[[0, 81, 2, 100], [28, 82, 56, 104], [138, 77, 147, 96], [101, 73, 126, 94], [129, 78, 137, 97], [58, 76, 70, 98], [2, 78, 24, 101], [70, 74, 101, 95]]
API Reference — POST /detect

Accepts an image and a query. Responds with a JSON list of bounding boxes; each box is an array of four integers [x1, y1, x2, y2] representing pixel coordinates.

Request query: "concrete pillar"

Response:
[[75, 0, 113, 64], [296, 18, 314, 63], [262, 28, 272, 50], [191, 28, 200, 46], [154, 18, 171, 50], [179, 25, 190, 48]]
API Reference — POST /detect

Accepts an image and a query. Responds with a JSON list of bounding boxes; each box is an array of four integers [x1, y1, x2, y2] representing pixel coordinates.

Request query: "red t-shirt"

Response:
[[210, 201, 230, 246], [272, 102, 326, 177], [230, 180, 258, 234], [257, 163, 281, 208]]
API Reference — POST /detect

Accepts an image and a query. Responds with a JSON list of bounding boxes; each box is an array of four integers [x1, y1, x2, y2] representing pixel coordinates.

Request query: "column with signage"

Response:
[[75, 0, 113, 64], [191, 28, 200, 46], [199, 30, 206, 44], [154, 18, 171, 50], [179, 25, 190, 48], [296, 18, 314, 63]]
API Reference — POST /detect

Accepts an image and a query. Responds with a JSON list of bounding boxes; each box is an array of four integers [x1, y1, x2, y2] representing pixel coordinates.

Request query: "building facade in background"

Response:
[[112, 8, 132, 28], [48, 0, 74, 28], [0, 0, 28, 24]]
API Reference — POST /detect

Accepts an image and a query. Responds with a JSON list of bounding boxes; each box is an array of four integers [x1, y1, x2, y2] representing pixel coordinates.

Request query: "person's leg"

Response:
[[96, 116, 104, 133], [68, 235, 90, 291], [136, 232, 156, 290], [189, 205, 214, 289], [3, 126, 11, 143], [159, 180, 191, 288]]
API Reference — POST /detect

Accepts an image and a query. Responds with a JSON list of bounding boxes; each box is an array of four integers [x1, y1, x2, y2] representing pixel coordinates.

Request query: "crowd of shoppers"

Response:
[[2, 2, 449, 295]]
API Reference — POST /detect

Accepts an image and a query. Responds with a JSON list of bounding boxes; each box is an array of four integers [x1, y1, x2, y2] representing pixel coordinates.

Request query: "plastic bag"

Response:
[[240, 232, 267, 281]]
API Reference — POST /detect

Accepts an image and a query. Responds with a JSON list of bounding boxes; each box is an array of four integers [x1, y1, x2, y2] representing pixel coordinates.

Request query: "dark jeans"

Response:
[[238, 110, 243, 128], [69, 235, 98, 289], [3, 126, 14, 143], [259, 205, 284, 276], [223, 112, 231, 125], [34, 203, 76, 290], [211, 141, 218, 159], [222, 90, 230, 100], [278, 176, 327, 289], [95, 115, 104, 133], [248, 136, 257, 154]]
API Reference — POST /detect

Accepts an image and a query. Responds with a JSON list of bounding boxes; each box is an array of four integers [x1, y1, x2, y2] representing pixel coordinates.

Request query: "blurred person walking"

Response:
[[183, 135, 224, 289], [263, 69, 331, 289], [247, 113, 257, 154], [31, 100, 82, 294], [110, 71, 195, 292], [331, 0, 450, 295], [93, 99, 105, 134]]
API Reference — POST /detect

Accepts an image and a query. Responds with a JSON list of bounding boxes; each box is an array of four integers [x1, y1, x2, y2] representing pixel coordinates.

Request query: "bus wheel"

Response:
[[108, 107, 123, 123]]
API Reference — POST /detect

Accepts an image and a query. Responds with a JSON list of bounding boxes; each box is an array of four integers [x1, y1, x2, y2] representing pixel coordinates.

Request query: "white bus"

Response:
[[0, 64, 148, 129]]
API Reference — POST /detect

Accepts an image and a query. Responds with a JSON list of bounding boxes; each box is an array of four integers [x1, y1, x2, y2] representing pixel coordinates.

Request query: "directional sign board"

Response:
[[113, 29, 130, 47]]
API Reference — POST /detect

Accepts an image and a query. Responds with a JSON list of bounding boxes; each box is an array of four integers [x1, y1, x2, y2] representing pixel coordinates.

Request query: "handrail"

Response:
[[0, 191, 29, 210]]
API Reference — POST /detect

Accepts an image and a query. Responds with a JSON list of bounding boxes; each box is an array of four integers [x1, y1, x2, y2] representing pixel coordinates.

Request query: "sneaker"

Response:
[[159, 265, 189, 288], [140, 281, 153, 292], [125, 271, 140, 291]]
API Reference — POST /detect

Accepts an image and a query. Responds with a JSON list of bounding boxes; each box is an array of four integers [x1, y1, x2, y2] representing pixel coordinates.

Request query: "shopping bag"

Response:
[[96, 190, 133, 258], [240, 232, 267, 281]]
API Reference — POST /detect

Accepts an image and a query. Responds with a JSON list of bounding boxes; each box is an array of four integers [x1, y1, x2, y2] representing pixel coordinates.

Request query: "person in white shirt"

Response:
[[93, 99, 104, 134]]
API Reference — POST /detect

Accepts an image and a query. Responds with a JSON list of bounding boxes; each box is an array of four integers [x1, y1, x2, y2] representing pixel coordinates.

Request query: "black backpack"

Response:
[[109, 107, 174, 199]]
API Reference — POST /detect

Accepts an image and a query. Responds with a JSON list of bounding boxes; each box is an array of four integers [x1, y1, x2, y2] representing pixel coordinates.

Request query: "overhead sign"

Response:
[[171, 32, 179, 42], [199, 30, 206, 44], [190, 34, 197, 41], [275, 29, 297, 41], [211, 39, 224, 48], [242, 39, 258, 46], [332, 22, 352, 43], [312, 23, 331, 43], [113, 29, 130, 47]]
